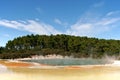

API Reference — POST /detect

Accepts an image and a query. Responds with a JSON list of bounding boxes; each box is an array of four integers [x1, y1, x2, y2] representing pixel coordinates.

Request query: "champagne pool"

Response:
[[22, 58, 113, 66], [0, 58, 120, 80]]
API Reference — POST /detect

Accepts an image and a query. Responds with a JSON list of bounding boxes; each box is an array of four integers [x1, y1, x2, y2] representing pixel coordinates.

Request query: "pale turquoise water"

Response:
[[22, 58, 112, 66]]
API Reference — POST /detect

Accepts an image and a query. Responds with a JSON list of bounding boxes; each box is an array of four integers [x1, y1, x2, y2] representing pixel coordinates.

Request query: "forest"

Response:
[[0, 34, 120, 59]]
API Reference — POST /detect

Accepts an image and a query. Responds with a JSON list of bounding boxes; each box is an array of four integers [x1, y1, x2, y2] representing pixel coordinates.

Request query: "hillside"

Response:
[[0, 34, 120, 59]]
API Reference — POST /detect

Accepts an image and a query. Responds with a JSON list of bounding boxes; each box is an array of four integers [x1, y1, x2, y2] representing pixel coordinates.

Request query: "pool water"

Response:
[[22, 58, 113, 66]]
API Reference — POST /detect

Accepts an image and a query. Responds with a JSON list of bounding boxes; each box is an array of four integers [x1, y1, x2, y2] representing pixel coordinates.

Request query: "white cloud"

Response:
[[0, 20, 20, 29], [54, 18, 68, 27], [67, 12, 120, 37], [106, 11, 120, 16], [0, 11, 120, 38], [67, 23, 93, 36], [65, 2, 120, 37], [54, 18, 62, 25], [0, 19, 61, 35], [97, 18, 120, 26], [1, 6, 120, 38]]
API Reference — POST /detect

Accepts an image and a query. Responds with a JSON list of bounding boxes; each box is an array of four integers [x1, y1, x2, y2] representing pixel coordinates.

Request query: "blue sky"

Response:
[[0, 0, 120, 46]]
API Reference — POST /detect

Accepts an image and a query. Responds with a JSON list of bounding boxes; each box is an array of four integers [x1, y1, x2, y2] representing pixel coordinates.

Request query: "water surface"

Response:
[[22, 58, 112, 66]]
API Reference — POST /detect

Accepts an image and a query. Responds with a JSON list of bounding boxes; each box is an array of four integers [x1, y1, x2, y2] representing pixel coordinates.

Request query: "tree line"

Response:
[[0, 34, 120, 59]]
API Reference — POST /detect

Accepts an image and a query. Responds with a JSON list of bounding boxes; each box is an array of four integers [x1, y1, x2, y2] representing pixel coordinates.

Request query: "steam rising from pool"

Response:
[[22, 58, 114, 66], [112, 60, 120, 66], [0, 64, 9, 73]]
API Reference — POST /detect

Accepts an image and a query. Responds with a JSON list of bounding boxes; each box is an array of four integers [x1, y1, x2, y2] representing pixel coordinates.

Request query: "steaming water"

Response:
[[0, 59, 120, 80], [0, 64, 10, 73], [22, 58, 112, 66]]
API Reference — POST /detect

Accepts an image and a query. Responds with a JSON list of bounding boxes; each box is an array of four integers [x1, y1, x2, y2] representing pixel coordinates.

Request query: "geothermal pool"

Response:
[[22, 58, 113, 66], [0, 59, 120, 80]]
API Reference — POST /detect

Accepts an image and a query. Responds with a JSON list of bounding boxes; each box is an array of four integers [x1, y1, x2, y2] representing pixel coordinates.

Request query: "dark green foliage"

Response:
[[1, 34, 120, 59], [0, 47, 5, 54]]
